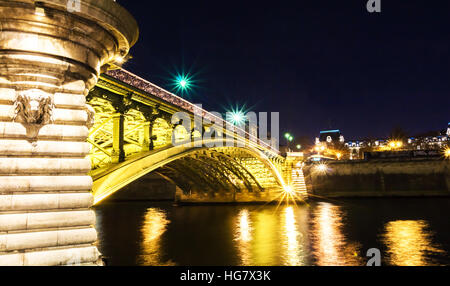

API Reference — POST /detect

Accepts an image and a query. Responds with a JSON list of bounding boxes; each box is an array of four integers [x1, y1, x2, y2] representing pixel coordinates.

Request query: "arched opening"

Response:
[[92, 143, 285, 205]]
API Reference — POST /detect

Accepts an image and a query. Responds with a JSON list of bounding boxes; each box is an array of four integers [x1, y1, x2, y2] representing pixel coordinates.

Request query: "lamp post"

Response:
[[284, 133, 294, 151]]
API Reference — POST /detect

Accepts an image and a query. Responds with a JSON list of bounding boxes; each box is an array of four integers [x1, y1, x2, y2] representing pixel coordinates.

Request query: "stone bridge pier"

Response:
[[0, 0, 138, 265]]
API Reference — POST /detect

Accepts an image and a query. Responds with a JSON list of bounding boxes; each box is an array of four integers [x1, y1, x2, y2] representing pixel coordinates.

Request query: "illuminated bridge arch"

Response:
[[86, 68, 304, 204], [91, 139, 286, 204]]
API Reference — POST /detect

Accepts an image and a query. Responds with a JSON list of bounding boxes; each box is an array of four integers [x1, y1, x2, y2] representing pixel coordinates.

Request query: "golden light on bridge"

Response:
[[277, 185, 305, 206], [284, 185, 294, 195], [114, 56, 125, 65]]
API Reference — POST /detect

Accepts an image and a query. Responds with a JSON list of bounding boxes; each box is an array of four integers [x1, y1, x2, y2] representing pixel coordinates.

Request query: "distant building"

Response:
[[311, 130, 346, 161], [407, 122, 449, 150], [315, 130, 344, 145], [312, 122, 449, 161]]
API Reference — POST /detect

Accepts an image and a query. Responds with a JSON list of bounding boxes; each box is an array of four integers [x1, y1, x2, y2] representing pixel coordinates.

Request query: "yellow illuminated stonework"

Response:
[[86, 71, 298, 205]]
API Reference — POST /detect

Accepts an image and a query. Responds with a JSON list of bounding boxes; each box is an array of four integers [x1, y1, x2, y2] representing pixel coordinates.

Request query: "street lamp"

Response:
[[284, 133, 294, 150], [169, 72, 195, 96], [179, 79, 187, 88], [177, 76, 190, 90], [227, 110, 246, 126], [226, 105, 248, 126]]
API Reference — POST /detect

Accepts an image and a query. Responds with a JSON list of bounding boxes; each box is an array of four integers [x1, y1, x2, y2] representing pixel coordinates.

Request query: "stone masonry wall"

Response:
[[304, 159, 450, 198]]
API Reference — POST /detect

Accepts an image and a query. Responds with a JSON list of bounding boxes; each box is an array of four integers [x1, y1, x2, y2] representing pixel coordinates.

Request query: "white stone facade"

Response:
[[0, 0, 138, 265]]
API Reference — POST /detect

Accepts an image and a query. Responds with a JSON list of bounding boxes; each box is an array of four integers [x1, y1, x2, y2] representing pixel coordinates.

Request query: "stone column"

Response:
[[0, 0, 138, 265]]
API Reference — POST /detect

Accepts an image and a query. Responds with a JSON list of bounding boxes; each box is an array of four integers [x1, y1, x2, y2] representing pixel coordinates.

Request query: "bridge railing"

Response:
[[106, 68, 280, 155]]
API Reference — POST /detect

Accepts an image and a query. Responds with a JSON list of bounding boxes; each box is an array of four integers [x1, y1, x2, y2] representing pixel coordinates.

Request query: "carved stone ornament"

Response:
[[85, 104, 96, 129], [12, 89, 55, 125]]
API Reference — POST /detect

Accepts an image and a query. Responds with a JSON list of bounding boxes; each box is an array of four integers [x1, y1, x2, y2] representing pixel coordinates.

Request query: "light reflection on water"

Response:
[[95, 199, 450, 266], [139, 208, 174, 266], [310, 202, 363, 266], [251, 211, 278, 265], [233, 207, 308, 266], [234, 209, 253, 265], [282, 206, 305, 266], [382, 220, 446, 266]]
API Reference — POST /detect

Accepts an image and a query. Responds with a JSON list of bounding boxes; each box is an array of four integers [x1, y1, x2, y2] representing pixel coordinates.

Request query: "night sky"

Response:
[[118, 0, 449, 142]]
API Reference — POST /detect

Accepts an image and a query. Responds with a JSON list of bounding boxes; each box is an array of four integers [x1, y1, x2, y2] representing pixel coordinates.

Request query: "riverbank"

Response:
[[303, 158, 450, 198]]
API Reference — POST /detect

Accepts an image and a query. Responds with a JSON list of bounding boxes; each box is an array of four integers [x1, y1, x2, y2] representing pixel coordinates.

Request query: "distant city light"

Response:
[[296, 144, 301, 150], [389, 141, 403, 149], [315, 163, 329, 174], [336, 152, 342, 160], [445, 148, 450, 158], [284, 133, 291, 139]]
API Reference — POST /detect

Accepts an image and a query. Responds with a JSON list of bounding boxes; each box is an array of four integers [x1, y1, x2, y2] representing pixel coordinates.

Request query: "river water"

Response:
[[94, 198, 450, 266]]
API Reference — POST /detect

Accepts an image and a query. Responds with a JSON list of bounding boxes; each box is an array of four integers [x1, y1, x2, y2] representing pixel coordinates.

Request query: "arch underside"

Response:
[[86, 96, 286, 204], [91, 142, 285, 205], [156, 149, 278, 195]]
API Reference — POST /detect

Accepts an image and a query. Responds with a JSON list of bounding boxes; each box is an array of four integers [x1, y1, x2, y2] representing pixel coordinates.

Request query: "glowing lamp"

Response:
[[114, 56, 125, 64], [315, 163, 328, 174], [228, 111, 246, 125], [445, 148, 450, 158], [35, 7, 45, 16], [284, 185, 294, 194]]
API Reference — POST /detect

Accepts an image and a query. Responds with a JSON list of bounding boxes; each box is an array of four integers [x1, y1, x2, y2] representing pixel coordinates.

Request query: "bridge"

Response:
[[0, 0, 305, 266], [87, 69, 306, 204]]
